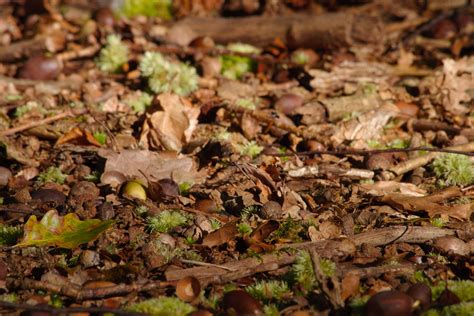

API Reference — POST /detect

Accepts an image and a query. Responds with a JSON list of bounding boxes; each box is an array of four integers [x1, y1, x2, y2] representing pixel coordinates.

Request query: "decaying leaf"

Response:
[[381, 193, 472, 221], [139, 93, 200, 151], [202, 220, 238, 247], [16, 210, 113, 249], [99, 149, 204, 186], [437, 57, 474, 115], [359, 181, 427, 197]]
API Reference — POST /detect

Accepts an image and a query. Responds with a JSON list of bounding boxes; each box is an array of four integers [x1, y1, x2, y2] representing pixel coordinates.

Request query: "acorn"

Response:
[[19, 55, 62, 81], [31, 188, 66, 207], [0, 166, 12, 187], [176, 276, 201, 302], [195, 199, 219, 213], [395, 101, 419, 118], [291, 49, 319, 67], [100, 171, 127, 188], [190, 36, 215, 50], [122, 181, 147, 200], [406, 283, 432, 310], [94, 7, 115, 28], [274, 94, 303, 115], [222, 290, 263, 315], [431, 19, 457, 39], [365, 152, 395, 170], [365, 290, 414, 316]]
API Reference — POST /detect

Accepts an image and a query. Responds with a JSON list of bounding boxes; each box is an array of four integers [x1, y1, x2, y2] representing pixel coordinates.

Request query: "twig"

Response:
[[0, 108, 87, 137], [180, 259, 237, 271], [0, 300, 145, 316], [56, 44, 100, 62], [6, 278, 172, 301], [281, 146, 474, 158]]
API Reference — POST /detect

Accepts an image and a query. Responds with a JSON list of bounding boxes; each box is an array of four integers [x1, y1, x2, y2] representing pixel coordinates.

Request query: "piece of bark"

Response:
[[411, 119, 474, 141], [166, 12, 383, 49], [166, 226, 454, 284]]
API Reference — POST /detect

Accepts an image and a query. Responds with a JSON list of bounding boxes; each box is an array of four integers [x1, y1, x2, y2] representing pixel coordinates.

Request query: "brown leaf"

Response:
[[139, 93, 200, 151], [202, 220, 238, 247], [56, 127, 101, 147], [341, 273, 360, 301], [381, 193, 472, 221], [99, 149, 204, 186]]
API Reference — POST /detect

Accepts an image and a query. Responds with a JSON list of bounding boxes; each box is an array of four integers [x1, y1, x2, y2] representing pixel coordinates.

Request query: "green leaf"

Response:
[[16, 210, 113, 249]]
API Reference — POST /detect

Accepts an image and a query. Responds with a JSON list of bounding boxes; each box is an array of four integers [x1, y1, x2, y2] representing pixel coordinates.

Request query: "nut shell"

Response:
[[19, 56, 62, 81], [176, 276, 201, 302], [222, 290, 263, 315], [365, 290, 413, 316]]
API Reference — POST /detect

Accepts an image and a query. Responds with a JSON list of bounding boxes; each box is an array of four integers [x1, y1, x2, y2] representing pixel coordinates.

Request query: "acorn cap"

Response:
[[176, 276, 201, 302]]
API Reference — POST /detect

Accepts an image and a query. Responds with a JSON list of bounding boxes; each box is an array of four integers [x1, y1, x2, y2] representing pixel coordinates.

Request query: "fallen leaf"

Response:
[[139, 93, 200, 151], [99, 149, 204, 185], [56, 127, 102, 147], [359, 181, 427, 197], [16, 210, 113, 249], [341, 273, 360, 301], [202, 220, 238, 247]]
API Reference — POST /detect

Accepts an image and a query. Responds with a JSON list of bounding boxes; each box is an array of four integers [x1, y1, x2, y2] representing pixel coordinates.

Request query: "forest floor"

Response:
[[0, 0, 473, 315]]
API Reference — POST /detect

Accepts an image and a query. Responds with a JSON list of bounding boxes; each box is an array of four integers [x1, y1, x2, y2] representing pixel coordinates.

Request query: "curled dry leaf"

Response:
[[201, 220, 238, 247], [359, 181, 427, 197], [139, 93, 200, 151]]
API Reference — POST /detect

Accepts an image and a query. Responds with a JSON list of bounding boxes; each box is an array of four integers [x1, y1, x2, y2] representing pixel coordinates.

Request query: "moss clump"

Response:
[[237, 140, 264, 159], [121, 0, 173, 19], [431, 280, 474, 302], [139, 52, 198, 96], [125, 91, 153, 113], [147, 210, 190, 233], [246, 280, 291, 303], [219, 43, 260, 80], [0, 225, 22, 246], [128, 297, 195, 316], [36, 167, 67, 185], [432, 153, 474, 186], [424, 302, 474, 316], [97, 34, 129, 73], [292, 250, 316, 291]]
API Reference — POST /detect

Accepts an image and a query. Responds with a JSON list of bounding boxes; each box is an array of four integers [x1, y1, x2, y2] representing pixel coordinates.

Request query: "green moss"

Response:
[[237, 141, 263, 159], [121, 0, 172, 19], [0, 225, 22, 245], [246, 280, 291, 303], [424, 302, 474, 316], [263, 304, 280, 316], [319, 258, 336, 277], [292, 250, 316, 291], [432, 153, 474, 186], [97, 34, 129, 73], [237, 222, 253, 236], [139, 52, 198, 96], [267, 217, 303, 243], [128, 297, 195, 315], [93, 131, 107, 145], [125, 91, 153, 113], [147, 210, 190, 233], [291, 52, 310, 65], [36, 167, 67, 185], [235, 98, 257, 110], [431, 280, 474, 302]]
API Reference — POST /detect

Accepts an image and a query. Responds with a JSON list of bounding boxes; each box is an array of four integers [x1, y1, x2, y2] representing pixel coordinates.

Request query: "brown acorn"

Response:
[[94, 7, 115, 28], [365, 290, 414, 316], [407, 283, 432, 310], [19, 55, 62, 81], [176, 276, 201, 302], [222, 290, 263, 315], [274, 94, 303, 115]]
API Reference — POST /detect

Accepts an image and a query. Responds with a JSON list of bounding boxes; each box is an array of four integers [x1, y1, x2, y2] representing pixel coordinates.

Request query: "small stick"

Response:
[[180, 259, 237, 272], [0, 108, 86, 137]]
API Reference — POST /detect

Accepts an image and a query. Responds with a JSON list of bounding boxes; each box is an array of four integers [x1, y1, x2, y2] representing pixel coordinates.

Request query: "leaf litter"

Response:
[[0, 1, 473, 315]]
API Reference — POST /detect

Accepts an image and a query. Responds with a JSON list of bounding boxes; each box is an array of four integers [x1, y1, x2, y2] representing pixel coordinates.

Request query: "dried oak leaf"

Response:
[[202, 220, 238, 247], [139, 93, 200, 151], [381, 193, 472, 221], [99, 149, 204, 185], [16, 210, 113, 249], [437, 57, 474, 115]]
